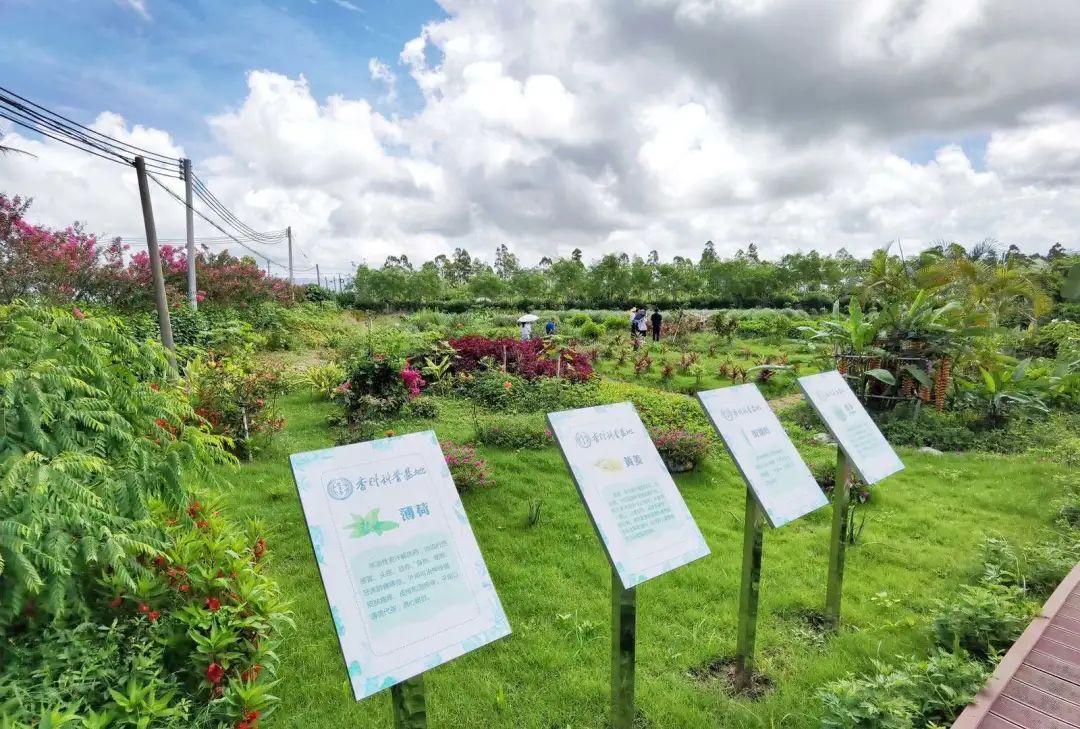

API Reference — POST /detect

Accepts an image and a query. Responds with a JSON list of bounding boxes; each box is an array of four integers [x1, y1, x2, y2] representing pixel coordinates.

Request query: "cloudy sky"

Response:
[[2, 0, 1079, 278]]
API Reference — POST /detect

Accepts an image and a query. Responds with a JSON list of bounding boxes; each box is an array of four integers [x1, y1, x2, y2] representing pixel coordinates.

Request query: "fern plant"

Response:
[[0, 302, 233, 627]]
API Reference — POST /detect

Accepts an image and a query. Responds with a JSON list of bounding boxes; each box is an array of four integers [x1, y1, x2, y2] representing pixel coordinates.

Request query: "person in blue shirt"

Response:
[[545, 318, 556, 336]]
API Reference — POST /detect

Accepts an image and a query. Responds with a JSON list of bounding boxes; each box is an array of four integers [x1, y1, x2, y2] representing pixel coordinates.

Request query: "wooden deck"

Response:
[[953, 563, 1080, 728]]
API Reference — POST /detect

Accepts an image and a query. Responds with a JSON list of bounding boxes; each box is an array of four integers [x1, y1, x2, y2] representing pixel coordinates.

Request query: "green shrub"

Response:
[[597, 380, 712, 435], [931, 584, 1033, 659], [474, 414, 552, 449], [652, 429, 710, 468], [404, 397, 439, 420], [578, 320, 604, 340], [0, 303, 232, 627], [568, 312, 593, 327], [186, 352, 287, 458], [455, 371, 600, 414], [819, 651, 988, 729], [819, 662, 917, 729], [603, 314, 628, 331], [876, 409, 978, 452], [0, 500, 291, 728], [297, 361, 347, 400]]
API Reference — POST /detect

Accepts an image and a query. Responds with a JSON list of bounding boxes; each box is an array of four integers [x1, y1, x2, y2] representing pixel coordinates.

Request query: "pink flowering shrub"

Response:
[[0, 194, 304, 308], [442, 442, 494, 492], [400, 367, 427, 399], [651, 429, 710, 468]]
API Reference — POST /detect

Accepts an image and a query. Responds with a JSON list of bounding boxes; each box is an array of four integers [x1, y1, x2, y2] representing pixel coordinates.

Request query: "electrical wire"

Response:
[[145, 171, 289, 268], [190, 174, 284, 243], [0, 85, 178, 165]]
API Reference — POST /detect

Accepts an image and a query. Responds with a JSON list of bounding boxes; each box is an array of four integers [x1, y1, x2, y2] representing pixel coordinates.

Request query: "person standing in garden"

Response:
[[651, 308, 663, 341], [629, 308, 639, 343], [520, 320, 532, 341], [545, 317, 556, 336], [634, 308, 648, 340]]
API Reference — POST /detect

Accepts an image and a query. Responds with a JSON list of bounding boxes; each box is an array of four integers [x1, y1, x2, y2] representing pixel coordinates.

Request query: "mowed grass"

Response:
[[220, 391, 1067, 728]]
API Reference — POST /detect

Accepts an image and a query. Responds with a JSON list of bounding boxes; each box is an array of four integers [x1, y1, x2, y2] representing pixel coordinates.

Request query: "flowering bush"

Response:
[[342, 358, 409, 423], [447, 335, 593, 382], [401, 366, 427, 399], [187, 352, 287, 457], [651, 429, 711, 468], [1, 500, 291, 728], [0, 194, 303, 309], [442, 442, 495, 491]]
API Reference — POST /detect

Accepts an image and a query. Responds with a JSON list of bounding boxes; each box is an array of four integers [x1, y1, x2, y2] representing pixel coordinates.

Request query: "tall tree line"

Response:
[[347, 240, 1078, 313]]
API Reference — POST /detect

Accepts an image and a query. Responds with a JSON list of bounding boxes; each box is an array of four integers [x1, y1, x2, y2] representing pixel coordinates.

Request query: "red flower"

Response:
[[149, 382, 160, 391], [180, 584, 190, 593], [206, 662, 224, 684], [213, 685, 224, 698], [154, 555, 167, 568], [187, 501, 202, 517], [148, 610, 160, 622], [236, 722, 251, 729], [138, 602, 150, 614], [72, 306, 85, 320], [109, 595, 123, 609], [244, 709, 261, 721], [205, 597, 222, 612], [196, 519, 209, 529]]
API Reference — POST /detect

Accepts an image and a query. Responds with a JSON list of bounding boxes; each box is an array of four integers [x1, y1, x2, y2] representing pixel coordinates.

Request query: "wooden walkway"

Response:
[[953, 563, 1080, 728]]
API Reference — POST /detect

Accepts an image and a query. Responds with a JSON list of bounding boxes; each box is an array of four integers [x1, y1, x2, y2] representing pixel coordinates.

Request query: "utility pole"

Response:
[[316, 264, 321, 288], [134, 156, 177, 373], [287, 226, 294, 285], [266, 258, 271, 275], [182, 158, 197, 309]]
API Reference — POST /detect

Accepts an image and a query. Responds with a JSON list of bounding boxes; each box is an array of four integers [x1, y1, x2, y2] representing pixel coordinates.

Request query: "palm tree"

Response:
[[920, 256, 1051, 327]]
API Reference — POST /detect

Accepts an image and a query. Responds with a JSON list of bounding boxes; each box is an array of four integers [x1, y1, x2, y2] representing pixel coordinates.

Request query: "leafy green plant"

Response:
[[651, 429, 710, 469], [296, 362, 346, 400], [931, 584, 1033, 659], [473, 415, 553, 450], [959, 357, 1048, 426], [0, 303, 232, 627], [186, 352, 287, 458]]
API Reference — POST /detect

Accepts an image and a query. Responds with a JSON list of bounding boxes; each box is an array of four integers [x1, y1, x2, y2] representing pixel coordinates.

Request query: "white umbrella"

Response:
[[517, 314, 539, 323]]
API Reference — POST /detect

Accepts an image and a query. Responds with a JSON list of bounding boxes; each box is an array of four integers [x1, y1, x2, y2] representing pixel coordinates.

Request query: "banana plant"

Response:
[[798, 299, 882, 356], [960, 357, 1047, 426]]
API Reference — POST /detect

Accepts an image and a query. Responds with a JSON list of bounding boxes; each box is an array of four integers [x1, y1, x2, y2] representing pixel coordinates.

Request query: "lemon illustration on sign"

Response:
[[593, 457, 623, 473]]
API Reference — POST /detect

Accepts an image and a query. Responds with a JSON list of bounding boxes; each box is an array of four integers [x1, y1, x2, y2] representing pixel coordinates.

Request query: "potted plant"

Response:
[[652, 429, 710, 473]]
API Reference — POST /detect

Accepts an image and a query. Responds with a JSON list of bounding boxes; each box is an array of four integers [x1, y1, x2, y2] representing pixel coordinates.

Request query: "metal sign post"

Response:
[[734, 486, 764, 690], [611, 566, 636, 729], [390, 675, 427, 729], [824, 451, 850, 631]]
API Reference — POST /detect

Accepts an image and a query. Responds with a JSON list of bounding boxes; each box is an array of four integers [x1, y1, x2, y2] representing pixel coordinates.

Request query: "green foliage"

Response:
[[596, 379, 711, 434], [296, 362, 347, 400], [819, 651, 988, 729], [567, 312, 593, 327], [0, 303, 232, 627], [0, 500, 290, 727], [651, 429, 710, 468], [577, 320, 604, 340], [981, 533, 1080, 600], [455, 371, 600, 414], [186, 352, 287, 458], [473, 414, 552, 449], [875, 409, 978, 452], [930, 584, 1033, 659], [403, 397, 439, 420]]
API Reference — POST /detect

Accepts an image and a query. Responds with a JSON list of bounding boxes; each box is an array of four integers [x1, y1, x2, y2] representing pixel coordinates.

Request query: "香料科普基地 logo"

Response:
[[574, 432, 593, 449], [326, 477, 354, 501]]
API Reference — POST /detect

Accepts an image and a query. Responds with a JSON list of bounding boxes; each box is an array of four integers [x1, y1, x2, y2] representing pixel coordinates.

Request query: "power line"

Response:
[[0, 85, 178, 165], [144, 171, 289, 269], [190, 173, 284, 243]]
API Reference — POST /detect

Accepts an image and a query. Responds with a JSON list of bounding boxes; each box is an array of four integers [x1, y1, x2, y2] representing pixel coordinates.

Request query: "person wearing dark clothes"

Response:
[[650, 308, 662, 341]]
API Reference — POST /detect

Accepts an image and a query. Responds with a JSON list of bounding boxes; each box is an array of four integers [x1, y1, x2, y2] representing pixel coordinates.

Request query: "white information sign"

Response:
[[697, 384, 827, 528], [547, 402, 710, 589], [288, 431, 510, 701], [798, 370, 905, 484]]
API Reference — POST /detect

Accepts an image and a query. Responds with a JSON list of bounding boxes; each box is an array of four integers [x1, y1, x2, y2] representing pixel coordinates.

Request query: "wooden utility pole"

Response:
[[134, 156, 177, 372], [182, 158, 197, 309], [316, 263, 321, 288]]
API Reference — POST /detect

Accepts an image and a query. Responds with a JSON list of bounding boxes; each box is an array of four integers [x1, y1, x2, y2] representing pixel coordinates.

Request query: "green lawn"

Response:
[[218, 389, 1068, 728]]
